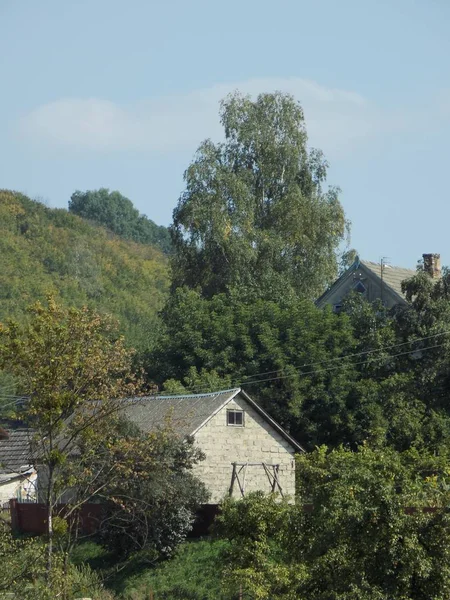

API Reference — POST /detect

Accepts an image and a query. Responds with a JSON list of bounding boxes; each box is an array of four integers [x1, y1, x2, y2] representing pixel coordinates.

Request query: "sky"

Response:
[[1, 0, 449, 268]]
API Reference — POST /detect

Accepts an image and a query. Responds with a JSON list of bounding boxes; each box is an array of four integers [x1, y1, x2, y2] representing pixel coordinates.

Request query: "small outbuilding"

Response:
[[123, 387, 304, 504]]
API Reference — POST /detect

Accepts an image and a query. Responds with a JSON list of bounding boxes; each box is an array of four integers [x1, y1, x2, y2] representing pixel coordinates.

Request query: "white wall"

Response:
[[0, 472, 37, 505]]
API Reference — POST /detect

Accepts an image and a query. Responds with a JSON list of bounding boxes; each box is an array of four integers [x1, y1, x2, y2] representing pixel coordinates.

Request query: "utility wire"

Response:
[[238, 330, 450, 384], [240, 342, 447, 387], [141, 336, 450, 396], [2, 331, 449, 403]]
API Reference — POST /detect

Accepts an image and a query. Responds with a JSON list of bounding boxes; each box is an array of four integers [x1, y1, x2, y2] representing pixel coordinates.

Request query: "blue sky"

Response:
[[1, 0, 449, 268]]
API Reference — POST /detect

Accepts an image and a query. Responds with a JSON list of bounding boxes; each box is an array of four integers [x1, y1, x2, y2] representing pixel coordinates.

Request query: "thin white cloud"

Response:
[[17, 77, 391, 158]]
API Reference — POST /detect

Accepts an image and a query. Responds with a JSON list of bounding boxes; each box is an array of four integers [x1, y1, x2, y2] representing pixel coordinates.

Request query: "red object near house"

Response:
[[9, 499, 103, 535]]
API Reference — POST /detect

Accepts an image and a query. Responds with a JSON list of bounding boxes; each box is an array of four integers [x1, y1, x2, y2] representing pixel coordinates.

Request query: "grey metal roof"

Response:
[[122, 388, 241, 437], [360, 260, 416, 300], [0, 429, 33, 473]]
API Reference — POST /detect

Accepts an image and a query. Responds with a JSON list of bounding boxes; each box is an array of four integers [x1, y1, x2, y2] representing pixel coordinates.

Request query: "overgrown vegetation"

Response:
[[69, 188, 172, 254], [0, 525, 114, 599], [214, 447, 450, 599], [0, 300, 208, 597], [0, 189, 169, 354]]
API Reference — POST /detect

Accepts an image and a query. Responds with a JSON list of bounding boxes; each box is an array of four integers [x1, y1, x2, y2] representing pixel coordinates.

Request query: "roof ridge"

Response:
[[129, 387, 241, 401]]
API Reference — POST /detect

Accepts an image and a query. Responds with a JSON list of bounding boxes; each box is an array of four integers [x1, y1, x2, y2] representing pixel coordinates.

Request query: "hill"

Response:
[[69, 188, 172, 254], [0, 190, 170, 352]]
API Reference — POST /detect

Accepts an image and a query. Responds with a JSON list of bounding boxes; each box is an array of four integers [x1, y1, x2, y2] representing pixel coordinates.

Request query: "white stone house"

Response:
[[123, 388, 304, 504]]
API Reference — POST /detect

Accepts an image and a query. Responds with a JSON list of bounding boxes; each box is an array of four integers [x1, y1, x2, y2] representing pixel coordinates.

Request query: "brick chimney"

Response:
[[422, 253, 441, 279]]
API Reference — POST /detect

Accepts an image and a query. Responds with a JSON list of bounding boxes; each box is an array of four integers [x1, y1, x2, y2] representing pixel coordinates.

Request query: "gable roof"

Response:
[[122, 388, 304, 453], [360, 260, 416, 301], [0, 429, 33, 474], [123, 388, 241, 438], [316, 257, 416, 307]]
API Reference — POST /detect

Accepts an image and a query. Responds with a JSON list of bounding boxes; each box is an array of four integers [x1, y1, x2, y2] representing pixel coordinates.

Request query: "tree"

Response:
[[0, 297, 139, 576], [0, 297, 210, 585], [215, 493, 305, 600], [295, 446, 450, 600], [149, 288, 361, 448], [69, 188, 172, 253], [170, 91, 348, 301], [215, 447, 450, 600], [97, 424, 209, 557]]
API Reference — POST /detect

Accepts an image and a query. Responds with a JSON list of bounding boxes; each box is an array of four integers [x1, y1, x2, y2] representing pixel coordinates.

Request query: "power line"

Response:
[[144, 337, 450, 396], [240, 342, 447, 387], [1, 331, 448, 403], [0, 396, 29, 409], [238, 330, 450, 385]]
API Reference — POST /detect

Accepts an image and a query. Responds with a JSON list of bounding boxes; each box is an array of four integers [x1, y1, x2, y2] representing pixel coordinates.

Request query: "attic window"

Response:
[[353, 280, 366, 294], [227, 410, 244, 427]]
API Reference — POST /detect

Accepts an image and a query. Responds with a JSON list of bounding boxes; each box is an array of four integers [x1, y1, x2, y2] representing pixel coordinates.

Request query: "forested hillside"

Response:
[[0, 190, 169, 352], [69, 188, 172, 254]]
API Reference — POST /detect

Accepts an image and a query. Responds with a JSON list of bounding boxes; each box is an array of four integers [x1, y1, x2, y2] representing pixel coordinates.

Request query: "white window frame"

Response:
[[227, 409, 244, 427]]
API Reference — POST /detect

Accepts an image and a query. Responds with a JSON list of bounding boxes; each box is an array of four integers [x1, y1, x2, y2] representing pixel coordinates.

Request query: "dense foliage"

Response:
[[214, 446, 450, 600], [98, 427, 209, 557], [0, 524, 114, 599], [148, 288, 358, 447], [69, 188, 172, 254], [171, 92, 348, 301], [0, 298, 141, 574], [0, 189, 169, 352], [0, 299, 208, 595], [150, 268, 450, 455]]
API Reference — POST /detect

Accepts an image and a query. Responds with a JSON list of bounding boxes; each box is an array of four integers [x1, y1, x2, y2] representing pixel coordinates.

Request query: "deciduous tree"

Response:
[[171, 92, 348, 301], [0, 298, 138, 575]]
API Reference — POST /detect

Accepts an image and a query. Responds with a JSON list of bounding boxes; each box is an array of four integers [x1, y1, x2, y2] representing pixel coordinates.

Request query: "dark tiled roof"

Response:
[[122, 388, 241, 436], [0, 429, 33, 473], [361, 260, 416, 300]]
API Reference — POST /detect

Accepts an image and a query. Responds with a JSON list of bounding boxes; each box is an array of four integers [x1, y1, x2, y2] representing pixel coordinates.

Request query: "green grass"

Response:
[[120, 539, 228, 600], [71, 538, 229, 600]]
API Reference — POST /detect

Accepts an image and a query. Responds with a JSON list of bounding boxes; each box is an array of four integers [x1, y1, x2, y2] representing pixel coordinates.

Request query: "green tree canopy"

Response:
[[151, 277, 450, 453], [215, 446, 450, 600], [0, 297, 140, 574], [148, 288, 360, 448], [170, 91, 348, 301], [69, 188, 172, 253], [0, 189, 169, 354]]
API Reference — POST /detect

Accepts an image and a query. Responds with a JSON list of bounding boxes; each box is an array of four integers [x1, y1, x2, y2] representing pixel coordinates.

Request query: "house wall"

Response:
[[192, 395, 296, 504], [319, 269, 401, 310], [0, 472, 37, 504], [0, 479, 21, 504]]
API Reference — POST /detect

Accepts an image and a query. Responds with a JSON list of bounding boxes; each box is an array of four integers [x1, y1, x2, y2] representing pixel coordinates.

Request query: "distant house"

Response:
[[316, 253, 441, 312], [0, 429, 37, 505], [123, 387, 304, 504]]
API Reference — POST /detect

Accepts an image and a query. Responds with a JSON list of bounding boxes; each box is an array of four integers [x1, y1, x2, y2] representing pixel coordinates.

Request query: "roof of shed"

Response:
[[0, 429, 33, 473], [122, 388, 241, 437]]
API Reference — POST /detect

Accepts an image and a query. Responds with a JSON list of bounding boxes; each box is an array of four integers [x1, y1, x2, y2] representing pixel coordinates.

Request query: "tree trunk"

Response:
[[46, 466, 55, 581]]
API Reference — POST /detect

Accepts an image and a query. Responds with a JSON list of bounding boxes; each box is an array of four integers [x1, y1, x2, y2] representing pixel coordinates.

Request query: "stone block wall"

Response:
[[192, 395, 296, 504]]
